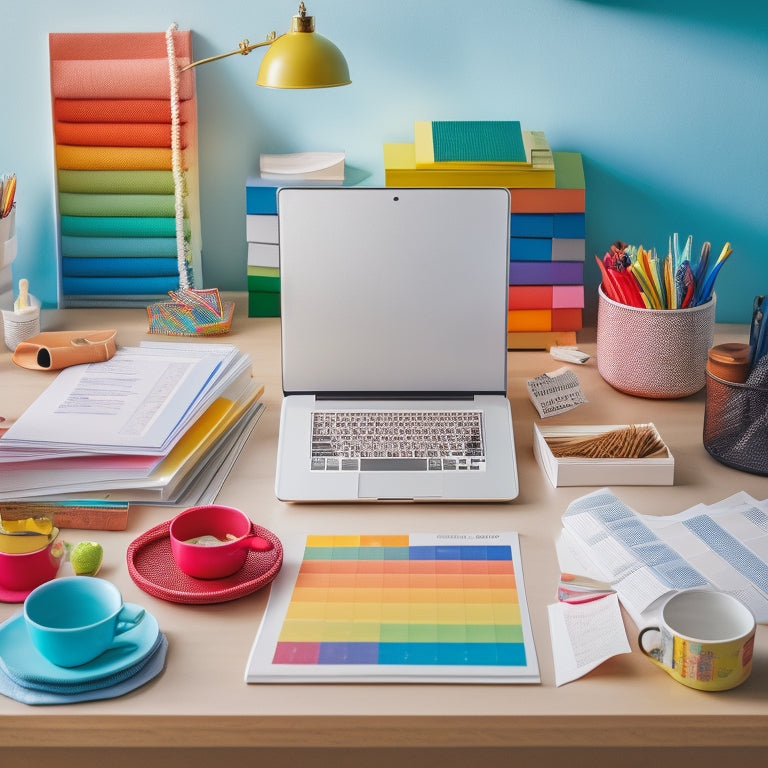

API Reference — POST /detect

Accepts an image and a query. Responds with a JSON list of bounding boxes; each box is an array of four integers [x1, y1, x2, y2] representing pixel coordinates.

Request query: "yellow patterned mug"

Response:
[[639, 590, 755, 691]]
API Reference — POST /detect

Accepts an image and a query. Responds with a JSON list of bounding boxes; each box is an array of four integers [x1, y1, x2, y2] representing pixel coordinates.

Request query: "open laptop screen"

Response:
[[278, 187, 511, 396]]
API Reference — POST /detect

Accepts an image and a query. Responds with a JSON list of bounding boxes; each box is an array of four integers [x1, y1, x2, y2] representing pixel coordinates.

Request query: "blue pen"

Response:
[[693, 241, 710, 303], [697, 242, 732, 305]]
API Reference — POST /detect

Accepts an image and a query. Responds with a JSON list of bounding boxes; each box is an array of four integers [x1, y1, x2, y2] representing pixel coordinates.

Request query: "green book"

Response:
[[415, 120, 527, 166]]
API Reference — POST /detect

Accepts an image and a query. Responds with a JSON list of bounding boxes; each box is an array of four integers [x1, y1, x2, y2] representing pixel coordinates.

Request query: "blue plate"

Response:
[[0, 604, 159, 684]]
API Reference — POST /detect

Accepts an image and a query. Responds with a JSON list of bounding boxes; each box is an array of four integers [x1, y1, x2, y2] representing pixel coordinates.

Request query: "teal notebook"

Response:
[[430, 120, 526, 163]]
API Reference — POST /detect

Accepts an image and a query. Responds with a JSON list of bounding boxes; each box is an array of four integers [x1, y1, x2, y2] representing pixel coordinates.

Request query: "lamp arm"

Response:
[[179, 32, 280, 72]]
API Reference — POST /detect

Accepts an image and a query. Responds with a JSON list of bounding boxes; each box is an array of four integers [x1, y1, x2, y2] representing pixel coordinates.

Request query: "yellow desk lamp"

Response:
[[148, 3, 350, 336], [180, 2, 351, 89]]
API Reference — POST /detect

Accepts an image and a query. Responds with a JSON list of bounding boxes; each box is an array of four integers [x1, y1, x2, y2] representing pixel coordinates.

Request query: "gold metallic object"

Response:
[[180, 3, 350, 89]]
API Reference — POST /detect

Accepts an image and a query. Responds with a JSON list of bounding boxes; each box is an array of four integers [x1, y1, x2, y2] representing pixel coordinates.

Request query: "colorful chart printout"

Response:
[[245, 533, 539, 683]]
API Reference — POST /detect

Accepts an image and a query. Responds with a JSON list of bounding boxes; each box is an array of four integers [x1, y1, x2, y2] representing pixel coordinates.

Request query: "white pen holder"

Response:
[[0, 207, 17, 271], [2, 301, 41, 352]]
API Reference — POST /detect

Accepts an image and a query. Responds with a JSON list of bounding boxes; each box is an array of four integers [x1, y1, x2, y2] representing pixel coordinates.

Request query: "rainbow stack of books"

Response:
[[49, 31, 201, 307], [384, 121, 585, 349], [245, 164, 369, 318], [245, 176, 282, 318], [507, 151, 586, 349]]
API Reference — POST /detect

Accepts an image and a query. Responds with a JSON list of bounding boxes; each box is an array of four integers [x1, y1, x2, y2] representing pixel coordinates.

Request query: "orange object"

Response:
[[12, 329, 117, 370], [706, 342, 751, 383]]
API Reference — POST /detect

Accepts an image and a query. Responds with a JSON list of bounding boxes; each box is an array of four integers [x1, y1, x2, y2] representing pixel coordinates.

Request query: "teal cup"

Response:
[[23, 577, 145, 667]]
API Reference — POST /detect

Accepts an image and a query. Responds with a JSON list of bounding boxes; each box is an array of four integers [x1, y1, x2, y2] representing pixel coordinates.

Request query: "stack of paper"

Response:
[[0, 342, 264, 505], [557, 488, 768, 627], [259, 151, 345, 181]]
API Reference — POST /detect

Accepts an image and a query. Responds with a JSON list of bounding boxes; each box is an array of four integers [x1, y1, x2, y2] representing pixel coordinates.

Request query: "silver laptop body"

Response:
[[274, 186, 518, 502]]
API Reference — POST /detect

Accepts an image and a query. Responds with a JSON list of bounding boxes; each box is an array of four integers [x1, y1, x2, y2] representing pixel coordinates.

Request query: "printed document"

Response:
[[0, 343, 246, 455], [560, 488, 768, 627]]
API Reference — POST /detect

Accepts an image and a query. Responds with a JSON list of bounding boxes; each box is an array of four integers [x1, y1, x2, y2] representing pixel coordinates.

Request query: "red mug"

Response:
[[0, 533, 64, 595], [169, 505, 272, 579]]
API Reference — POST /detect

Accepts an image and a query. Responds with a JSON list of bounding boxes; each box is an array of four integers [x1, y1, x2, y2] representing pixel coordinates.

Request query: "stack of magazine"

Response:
[[0, 341, 264, 505]]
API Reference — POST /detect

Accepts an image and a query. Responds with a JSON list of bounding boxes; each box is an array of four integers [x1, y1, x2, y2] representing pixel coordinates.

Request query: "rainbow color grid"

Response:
[[245, 533, 539, 683]]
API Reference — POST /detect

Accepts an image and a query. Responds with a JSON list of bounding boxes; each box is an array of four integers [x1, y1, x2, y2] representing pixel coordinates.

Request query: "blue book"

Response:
[[246, 167, 370, 214], [510, 238, 552, 262], [510, 214, 555, 238], [553, 214, 586, 238]]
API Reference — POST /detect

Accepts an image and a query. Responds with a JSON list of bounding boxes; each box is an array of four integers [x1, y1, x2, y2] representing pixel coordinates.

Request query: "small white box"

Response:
[[533, 423, 674, 487]]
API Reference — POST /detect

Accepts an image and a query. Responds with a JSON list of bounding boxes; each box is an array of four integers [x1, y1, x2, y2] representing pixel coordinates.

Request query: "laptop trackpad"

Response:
[[358, 472, 443, 500]]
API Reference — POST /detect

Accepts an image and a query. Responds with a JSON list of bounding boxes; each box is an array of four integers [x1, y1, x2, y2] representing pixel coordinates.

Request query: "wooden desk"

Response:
[[1, 297, 766, 768]]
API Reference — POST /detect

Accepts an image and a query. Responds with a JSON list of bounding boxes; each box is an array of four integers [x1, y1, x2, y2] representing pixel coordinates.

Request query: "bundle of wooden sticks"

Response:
[[547, 424, 665, 459]]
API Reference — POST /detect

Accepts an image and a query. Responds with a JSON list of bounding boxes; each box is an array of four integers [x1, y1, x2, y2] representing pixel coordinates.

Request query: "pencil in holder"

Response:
[[703, 372, 768, 476]]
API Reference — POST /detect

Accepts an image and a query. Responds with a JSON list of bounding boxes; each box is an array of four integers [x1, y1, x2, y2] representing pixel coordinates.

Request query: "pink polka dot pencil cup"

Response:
[[595, 236, 728, 399]]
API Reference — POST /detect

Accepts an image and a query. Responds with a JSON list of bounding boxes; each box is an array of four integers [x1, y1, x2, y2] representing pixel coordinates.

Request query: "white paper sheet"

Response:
[[548, 593, 631, 686]]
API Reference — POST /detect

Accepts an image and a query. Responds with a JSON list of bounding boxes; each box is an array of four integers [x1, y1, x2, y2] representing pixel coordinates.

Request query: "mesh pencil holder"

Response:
[[703, 372, 768, 476]]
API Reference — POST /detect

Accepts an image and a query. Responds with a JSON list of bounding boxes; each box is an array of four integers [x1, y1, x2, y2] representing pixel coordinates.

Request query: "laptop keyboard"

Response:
[[310, 410, 486, 471]]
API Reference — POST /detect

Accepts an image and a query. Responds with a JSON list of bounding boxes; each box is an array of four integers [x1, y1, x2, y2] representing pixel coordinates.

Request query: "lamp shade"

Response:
[[256, 13, 350, 88]]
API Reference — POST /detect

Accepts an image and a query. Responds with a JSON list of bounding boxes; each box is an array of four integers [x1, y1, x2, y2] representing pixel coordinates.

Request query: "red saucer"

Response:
[[127, 520, 283, 604], [0, 584, 36, 604]]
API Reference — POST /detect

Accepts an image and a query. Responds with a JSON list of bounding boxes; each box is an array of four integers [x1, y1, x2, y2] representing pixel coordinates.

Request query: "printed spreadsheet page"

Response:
[[245, 532, 540, 683]]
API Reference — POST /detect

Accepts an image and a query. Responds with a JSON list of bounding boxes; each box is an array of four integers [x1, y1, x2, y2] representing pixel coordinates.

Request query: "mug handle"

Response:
[[246, 535, 274, 552], [115, 603, 146, 636], [638, 625, 667, 670]]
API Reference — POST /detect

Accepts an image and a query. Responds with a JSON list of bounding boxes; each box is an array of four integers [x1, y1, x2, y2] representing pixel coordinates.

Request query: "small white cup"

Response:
[[2, 305, 40, 352]]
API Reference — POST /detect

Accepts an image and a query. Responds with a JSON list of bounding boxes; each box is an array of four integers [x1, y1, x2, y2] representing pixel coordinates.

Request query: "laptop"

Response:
[[274, 186, 518, 502]]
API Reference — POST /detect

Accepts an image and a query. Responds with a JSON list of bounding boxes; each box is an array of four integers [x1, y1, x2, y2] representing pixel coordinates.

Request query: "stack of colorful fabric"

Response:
[[49, 30, 201, 307]]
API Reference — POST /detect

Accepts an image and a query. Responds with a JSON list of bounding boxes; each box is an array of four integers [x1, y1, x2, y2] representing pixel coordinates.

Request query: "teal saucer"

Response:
[[0, 604, 159, 685]]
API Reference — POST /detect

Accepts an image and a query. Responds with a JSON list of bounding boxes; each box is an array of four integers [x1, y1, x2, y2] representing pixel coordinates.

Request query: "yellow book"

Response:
[[383, 143, 556, 188]]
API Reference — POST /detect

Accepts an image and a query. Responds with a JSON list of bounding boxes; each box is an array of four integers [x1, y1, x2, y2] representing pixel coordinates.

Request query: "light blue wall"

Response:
[[1, 0, 766, 321]]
